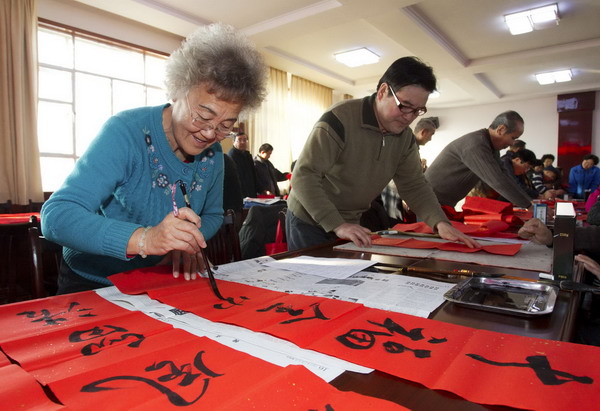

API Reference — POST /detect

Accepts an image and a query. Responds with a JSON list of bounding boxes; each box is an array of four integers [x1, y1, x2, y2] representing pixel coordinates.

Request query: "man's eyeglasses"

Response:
[[387, 84, 428, 116], [186, 93, 236, 139]]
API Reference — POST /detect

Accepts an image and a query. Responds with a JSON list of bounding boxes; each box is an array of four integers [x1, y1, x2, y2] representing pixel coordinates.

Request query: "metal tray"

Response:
[[443, 277, 558, 316]]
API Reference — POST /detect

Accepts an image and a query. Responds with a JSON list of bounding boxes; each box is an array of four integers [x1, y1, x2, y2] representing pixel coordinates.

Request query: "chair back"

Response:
[[28, 226, 62, 298], [278, 208, 287, 244], [0, 217, 42, 303], [239, 203, 287, 259], [0, 200, 12, 214], [1, 199, 44, 213], [205, 209, 242, 266]]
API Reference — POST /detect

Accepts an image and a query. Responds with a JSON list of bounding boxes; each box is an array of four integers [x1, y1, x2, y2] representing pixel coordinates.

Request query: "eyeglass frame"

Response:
[[185, 92, 237, 140], [387, 83, 428, 117]]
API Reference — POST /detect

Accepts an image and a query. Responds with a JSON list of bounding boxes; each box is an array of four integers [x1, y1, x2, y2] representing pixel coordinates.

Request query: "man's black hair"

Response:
[[259, 143, 273, 153], [541, 154, 555, 162], [377, 56, 437, 93], [583, 154, 599, 165], [514, 148, 536, 164]]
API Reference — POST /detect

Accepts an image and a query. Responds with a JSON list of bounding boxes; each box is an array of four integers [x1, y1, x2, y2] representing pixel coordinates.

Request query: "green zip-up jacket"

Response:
[[287, 94, 449, 232]]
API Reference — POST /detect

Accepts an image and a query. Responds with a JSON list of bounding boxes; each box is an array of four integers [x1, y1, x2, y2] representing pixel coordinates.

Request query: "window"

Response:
[[37, 23, 168, 191]]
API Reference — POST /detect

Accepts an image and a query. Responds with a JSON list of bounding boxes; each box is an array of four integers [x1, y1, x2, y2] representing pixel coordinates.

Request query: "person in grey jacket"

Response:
[[425, 111, 532, 208], [286, 57, 480, 251]]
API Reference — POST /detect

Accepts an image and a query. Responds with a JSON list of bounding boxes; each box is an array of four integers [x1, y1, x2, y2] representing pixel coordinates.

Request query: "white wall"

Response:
[[420, 93, 600, 167], [419, 96, 561, 165]]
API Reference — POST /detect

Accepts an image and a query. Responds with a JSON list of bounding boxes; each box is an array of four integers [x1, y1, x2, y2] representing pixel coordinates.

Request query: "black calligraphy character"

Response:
[[81, 350, 223, 406], [18, 309, 67, 326], [368, 318, 448, 344], [170, 308, 190, 316], [69, 325, 144, 356], [67, 302, 96, 318], [336, 328, 392, 350], [337, 318, 447, 357], [308, 405, 335, 411], [466, 354, 593, 385], [257, 302, 330, 324], [17, 302, 96, 326], [213, 296, 249, 310], [382, 341, 431, 358]]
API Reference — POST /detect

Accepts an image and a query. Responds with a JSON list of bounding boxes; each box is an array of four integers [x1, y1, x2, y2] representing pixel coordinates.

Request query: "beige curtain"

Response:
[[0, 0, 43, 204], [289, 75, 332, 162], [246, 67, 289, 168]]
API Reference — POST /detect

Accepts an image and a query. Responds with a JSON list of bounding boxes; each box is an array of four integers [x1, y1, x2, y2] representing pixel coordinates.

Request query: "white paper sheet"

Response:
[[263, 256, 375, 279], [96, 287, 372, 382], [334, 241, 553, 273], [213, 259, 454, 317]]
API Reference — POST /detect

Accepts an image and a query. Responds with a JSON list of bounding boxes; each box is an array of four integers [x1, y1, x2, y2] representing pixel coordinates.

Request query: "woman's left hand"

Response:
[[436, 221, 481, 248]]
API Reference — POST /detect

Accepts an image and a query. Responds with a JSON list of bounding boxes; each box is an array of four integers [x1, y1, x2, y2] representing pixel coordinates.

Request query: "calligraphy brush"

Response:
[[371, 230, 441, 238], [178, 182, 228, 300], [371, 263, 504, 278], [199, 247, 228, 300], [559, 281, 600, 294]]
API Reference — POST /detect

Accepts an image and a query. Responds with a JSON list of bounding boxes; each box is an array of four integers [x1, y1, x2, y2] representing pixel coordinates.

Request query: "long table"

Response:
[[273, 239, 583, 410], [0, 239, 586, 410]]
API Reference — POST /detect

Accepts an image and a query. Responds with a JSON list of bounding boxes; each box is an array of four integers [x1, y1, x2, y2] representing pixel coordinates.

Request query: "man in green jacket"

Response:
[[286, 57, 479, 251]]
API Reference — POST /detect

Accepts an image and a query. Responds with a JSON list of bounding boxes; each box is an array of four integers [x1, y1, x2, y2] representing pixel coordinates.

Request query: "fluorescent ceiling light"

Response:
[[552, 69, 572, 82], [505, 12, 533, 35], [334, 48, 379, 67], [535, 69, 572, 85], [504, 3, 559, 35], [429, 90, 441, 99]]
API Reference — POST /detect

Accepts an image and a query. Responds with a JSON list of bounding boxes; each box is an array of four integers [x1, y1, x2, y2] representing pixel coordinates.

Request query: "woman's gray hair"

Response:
[[165, 23, 268, 111]]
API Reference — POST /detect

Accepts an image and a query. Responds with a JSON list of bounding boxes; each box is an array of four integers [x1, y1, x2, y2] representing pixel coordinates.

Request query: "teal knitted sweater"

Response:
[[42, 104, 224, 284]]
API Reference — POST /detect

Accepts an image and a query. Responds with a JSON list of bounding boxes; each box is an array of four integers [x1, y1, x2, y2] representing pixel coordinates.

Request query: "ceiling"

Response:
[[73, 0, 600, 108]]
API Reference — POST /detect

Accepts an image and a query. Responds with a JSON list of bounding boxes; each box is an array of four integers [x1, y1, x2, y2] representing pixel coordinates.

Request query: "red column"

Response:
[[557, 92, 596, 187]]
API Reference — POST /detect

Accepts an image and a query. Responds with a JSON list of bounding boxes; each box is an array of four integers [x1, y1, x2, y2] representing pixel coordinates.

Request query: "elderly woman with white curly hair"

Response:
[[42, 23, 268, 294]]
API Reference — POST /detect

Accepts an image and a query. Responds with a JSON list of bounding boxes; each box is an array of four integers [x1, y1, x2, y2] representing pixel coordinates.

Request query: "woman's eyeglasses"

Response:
[[186, 93, 237, 139]]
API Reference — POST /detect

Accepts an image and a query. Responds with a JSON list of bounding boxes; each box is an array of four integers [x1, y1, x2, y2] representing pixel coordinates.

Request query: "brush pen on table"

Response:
[[370, 263, 503, 278]]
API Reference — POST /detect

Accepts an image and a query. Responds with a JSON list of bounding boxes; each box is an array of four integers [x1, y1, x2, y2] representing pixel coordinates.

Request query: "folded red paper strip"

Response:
[[440, 196, 526, 227], [0, 289, 401, 410], [392, 220, 519, 239], [105, 268, 600, 411], [373, 235, 522, 256]]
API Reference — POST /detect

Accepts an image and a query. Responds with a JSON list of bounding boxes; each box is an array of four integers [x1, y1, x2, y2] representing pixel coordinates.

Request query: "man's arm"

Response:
[[462, 145, 532, 207], [290, 122, 346, 232], [392, 143, 449, 230]]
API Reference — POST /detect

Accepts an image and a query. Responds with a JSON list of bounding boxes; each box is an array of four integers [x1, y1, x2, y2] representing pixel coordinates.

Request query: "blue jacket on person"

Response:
[[569, 164, 600, 198]]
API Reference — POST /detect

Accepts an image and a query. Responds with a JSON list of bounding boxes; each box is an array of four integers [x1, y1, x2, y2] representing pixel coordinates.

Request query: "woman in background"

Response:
[[42, 23, 267, 294]]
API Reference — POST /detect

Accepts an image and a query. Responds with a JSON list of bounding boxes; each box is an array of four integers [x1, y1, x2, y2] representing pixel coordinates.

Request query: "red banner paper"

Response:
[[48, 333, 399, 410], [372, 236, 522, 256], [107, 268, 600, 411], [1, 310, 171, 374], [0, 350, 10, 367], [0, 364, 64, 409], [393, 220, 518, 238], [462, 196, 513, 215], [0, 291, 133, 344]]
